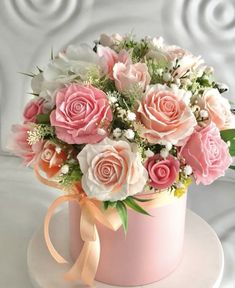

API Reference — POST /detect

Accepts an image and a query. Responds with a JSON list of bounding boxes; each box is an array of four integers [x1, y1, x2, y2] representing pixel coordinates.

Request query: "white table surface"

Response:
[[0, 155, 235, 288]]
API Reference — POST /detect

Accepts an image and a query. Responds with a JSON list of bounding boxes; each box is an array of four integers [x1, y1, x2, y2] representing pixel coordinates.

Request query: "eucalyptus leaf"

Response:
[[124, 197, 151, 216], [116, 201, 128, 234]]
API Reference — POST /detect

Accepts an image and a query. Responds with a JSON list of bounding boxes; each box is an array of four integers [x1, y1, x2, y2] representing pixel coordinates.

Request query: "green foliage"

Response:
[[103, 196, 152, 234], [229, 165, 235, 170], [220, 129, 235, 156], [58, 163, 82, 187], [36, 113, 51, 124], [123, 197, 151, 216], [116, 201, 128, 234]]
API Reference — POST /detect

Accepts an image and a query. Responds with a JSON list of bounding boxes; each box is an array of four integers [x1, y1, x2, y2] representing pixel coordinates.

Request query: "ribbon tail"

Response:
[[44, 195, 79, 264], [65, 227, 100, 286], [65, 201, 101, 286]]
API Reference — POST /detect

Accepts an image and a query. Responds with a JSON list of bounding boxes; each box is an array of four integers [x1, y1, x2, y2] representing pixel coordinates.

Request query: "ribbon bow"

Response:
[[35, 166, 122, 286]]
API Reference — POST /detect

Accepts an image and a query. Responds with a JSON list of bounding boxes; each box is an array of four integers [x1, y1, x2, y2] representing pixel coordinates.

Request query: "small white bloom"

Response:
[[113, 128, 122, 138], [160, 148, 169, 158], [204, 66, 214, 74], [156, 68, 164, 75], [144, 149, 155, 158], [165, 142, 173, 151], [174, 78, 181, 86], [118, 109, 127, 118], [175, 181, 184, 188], [124, 129, 135, 140], [184, 165, 193, 175], [61, 164, 69, 174], [127, 111, 136, 121], [163, 72, 172, 82], [97, 128, 106, 136], [200, 109, 209, 118], [109, 96, 117, 104], [55, 146, 62, 154], [227, 140, 231, 147]]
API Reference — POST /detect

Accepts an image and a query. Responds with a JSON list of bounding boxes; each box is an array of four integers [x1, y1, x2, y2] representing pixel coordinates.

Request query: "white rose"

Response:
[[77, 138, 148, 201]]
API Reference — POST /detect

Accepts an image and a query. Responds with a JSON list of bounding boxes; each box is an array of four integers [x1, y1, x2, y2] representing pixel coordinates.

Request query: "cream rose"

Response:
[[77, 138, 148, 201], [137, 84, 197, 145], [113, 62, 150, 93], [200, 88, 235, 130]]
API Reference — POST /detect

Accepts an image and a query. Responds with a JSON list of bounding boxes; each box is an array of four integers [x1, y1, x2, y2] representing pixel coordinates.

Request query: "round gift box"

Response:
[[69, 192, 187, 287]]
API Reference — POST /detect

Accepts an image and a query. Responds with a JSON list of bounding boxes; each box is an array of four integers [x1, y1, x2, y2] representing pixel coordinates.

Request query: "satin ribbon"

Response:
[[34, 166, 175, 286], [34, 166, 122, 286]]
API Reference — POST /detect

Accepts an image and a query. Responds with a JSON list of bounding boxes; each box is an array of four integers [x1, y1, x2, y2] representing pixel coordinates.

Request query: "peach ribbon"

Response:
[[34, 166, 122, 286]]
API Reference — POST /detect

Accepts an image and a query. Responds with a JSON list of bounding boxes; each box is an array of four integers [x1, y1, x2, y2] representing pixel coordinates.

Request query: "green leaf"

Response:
[[116, 201, 128, 234], [124, 197, 151, 216], [220, 129, 235, 156], [27, 92, 39, 97], [103, 201, 109, 210], [18, 72, 34, 77], [36, 113, 50, 124], [131, 196, 154, 202], [229, 165, 235, 170], [36, 66, 43, 73]]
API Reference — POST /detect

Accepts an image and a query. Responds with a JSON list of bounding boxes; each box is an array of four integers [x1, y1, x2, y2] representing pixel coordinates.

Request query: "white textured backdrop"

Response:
[[0, 1, 235, 287]]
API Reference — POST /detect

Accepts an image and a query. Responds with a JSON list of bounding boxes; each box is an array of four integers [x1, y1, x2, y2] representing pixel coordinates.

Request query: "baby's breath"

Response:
[[27, 125, 54, 145]]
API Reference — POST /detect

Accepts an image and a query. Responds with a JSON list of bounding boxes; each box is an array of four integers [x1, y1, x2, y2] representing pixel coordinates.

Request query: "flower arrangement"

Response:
[[10, 33, 235, 231]]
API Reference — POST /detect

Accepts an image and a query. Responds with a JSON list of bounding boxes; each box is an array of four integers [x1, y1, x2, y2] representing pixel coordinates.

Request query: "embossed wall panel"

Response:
[[0, 0, 235, 155]]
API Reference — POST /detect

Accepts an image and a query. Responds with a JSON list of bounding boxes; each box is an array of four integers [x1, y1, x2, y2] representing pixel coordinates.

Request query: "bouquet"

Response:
[[9, 33, 235, 285]]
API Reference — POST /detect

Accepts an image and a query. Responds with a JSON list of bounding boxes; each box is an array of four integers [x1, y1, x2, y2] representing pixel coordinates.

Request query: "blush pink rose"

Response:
[[50, 84, 113, 144], [137, 84, 197, 145], [113, 62, 151, 93], [97, 45, 130, 79], [8, 124, 44, 166], [200, 88, 235, 130], [77, 138, 148, 201], [23, 97, 47, 123], [145, 155, 180, 189], [180, 122, 232, 185]]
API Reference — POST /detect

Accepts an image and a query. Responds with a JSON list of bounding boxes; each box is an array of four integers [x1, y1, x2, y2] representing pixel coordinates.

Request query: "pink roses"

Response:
[[23, 97, 48, 123], [137, 85, 197, 145], [200, 88, 235, 130], [97, 45, 150, 92], [8, 124, 43, 166], [180, 122, 232, 185], [77, 138, 148, 201], [50, 84, 112, 144], [145, 155, 179, 189]]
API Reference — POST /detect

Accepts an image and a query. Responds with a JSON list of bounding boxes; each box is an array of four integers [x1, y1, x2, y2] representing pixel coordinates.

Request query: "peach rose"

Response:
[[137, 85, 197, 145], [39, 141, 67, 178], [180, 122, 232, 185], [200, 88, 235, 130], [113, 62, 151, 93], [145, 154, 180, 189], [77, 138, 148, 201], [97, 46, 130, 79], [23, 97, 48, 123], [50, 84, 112, 144], [8, 124, 44, 166]]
